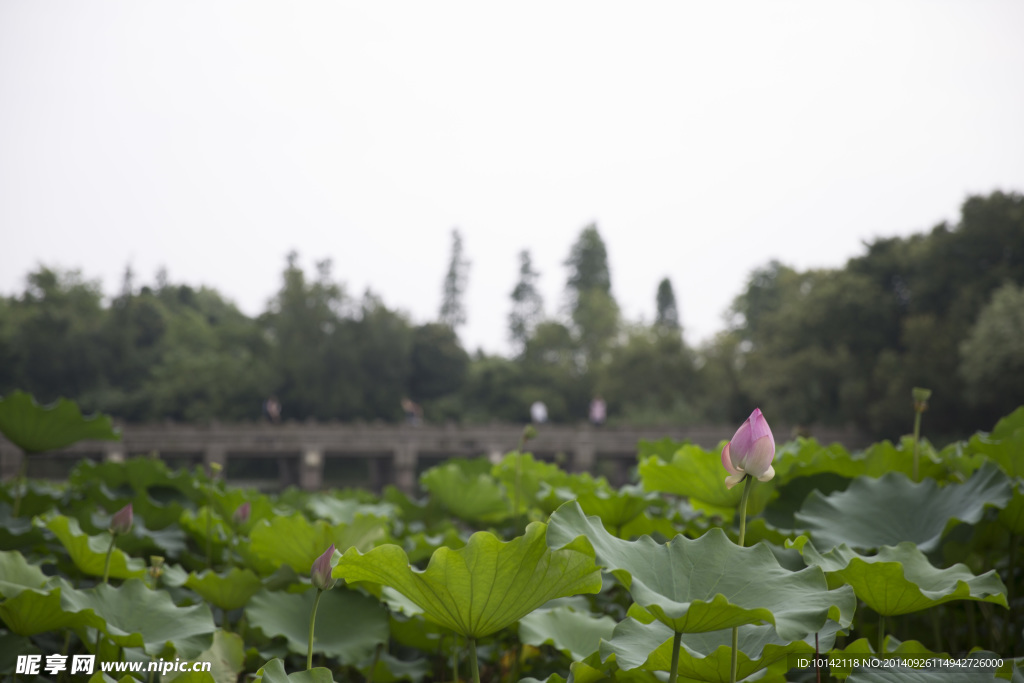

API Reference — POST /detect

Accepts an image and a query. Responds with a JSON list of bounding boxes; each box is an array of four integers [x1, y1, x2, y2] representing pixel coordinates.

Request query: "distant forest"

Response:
[[2, 191, 1022, 441]]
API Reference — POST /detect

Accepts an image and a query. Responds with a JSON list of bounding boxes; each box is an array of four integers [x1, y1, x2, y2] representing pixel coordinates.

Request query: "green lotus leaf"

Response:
[[401, 526, 465, 565], [846, 665, 999, 682], [171, 630, 245, 683], [0, 550, 50, 598], [789, 537, 1008, 616], [0, 391, 120, 453], [518, 602, 617, 661], [246, 513, 386, 575], [37, 514, 146, 580], [547, 502, 855, 640], [824, 637, 948, 679], [254, 658, 334, 683], [334, 521, 602, 639], [577, 484, 660, 533], [638, 445, 777, 519], [58, 578, 215, 657], [69, 457, 201, 501], [492, 452, 600, 513], [304, 494, 396, 525], [967, 406, 1024, 478], [0, 583, 88, 635], [420, 461, 511, 522], [601, 616, 834, 681], [0, 480, 66, 519], [246, 588, 388, 663], [358, 653, 430, 683], [619, 510, 683, 541], [185, 568, 264, 611], [998, 483, 1024, 534], [795, 462, 1012, 552]]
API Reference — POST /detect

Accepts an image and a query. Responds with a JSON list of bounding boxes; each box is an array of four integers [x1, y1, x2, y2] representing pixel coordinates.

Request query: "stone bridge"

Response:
[[0, 422, 869, 493]]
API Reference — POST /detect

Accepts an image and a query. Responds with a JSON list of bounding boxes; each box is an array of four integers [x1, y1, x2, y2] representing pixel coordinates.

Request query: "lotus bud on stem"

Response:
[[720, 409, 776, 683], [103, 504, 133, 585], [911, 387, 931, 481], [307, 544, 336, 670]]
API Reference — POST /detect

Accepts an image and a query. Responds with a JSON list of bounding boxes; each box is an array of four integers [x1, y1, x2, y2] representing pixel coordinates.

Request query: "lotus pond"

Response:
[[0, 400, 1022, 683]]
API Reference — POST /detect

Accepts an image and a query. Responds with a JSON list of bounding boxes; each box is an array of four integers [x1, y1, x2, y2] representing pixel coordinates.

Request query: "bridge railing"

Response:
[[0, 422, 870, 493]]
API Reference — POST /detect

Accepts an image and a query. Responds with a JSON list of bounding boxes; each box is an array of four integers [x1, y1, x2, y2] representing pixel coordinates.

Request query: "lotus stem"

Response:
[[468, 637, 481, 683], [307, 588, 324, 670], [668, 631, 682, 683], [731, 475, 755, 683], [102, 535, 116, 585], [877, 613, 885, 654], [12, 454, 27, 517], [912, 410, 922, 481]]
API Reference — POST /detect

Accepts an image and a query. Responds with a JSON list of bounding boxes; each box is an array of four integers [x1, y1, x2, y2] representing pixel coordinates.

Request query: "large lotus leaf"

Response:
[[638, 445, 777, 519], [493, 452, 591, 511], [185, 568, 264, 611], [0, 480, 66, 519], [174, 630, 245, 683], [0, 550, 50, 597], [254, 658, 334, 683], [246, 587, 388, 663], [246, 513, 386, 575], [304, 495, 396, 525], [577, 484, 660, 532], [998, 483, 1024, 533], [38, 514, 146, 580], [789, 537, 1008, 616], [846, 667, 999, 682], [59, 579, 215, 657], [967, 407, 1024, 478], [334, 521, 601, 639], [775, 437, 957, 485], [518, 603, 617, 661], [823, 637, 952, 679], [619, 511, 683, 541], [601, 616, 835, 681], [795, 462, 1011, 552], [547, 502, 855, 640], [0, 391, 120, 453], [69, 457, 201, 502], [420, 462, 511, 522], [358, 652, 430, 683], [0, 583, 89, 635]]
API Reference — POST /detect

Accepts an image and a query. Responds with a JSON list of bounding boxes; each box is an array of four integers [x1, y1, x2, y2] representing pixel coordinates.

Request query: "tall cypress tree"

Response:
[[439, 229, 469, 329], [508, 250, 544, 354], [655, 277, 680, 330]]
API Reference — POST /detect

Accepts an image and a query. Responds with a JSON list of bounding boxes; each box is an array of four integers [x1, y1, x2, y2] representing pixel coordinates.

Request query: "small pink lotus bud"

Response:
[[110, 503, 133, 535], [721, 408, 776, 489], [311, 544, 337, 591], [233, 502, 251, 525]]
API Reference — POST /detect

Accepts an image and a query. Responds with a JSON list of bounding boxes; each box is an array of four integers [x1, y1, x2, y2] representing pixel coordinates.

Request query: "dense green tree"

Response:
[[960, 282, 1024, 420], [439, 229, 469, 330], [602, 326, 696, 424], [409, 322, 469, 403], [654, 277, 680, 331], [508, 250, 544, 355]]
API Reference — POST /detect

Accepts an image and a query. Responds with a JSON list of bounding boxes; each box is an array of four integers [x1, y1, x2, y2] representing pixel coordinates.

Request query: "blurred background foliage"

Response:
[[1, 191, 1022, 441]]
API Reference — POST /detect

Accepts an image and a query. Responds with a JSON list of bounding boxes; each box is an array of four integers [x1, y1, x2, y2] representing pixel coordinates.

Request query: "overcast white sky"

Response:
[[2, 2, 1023, 355]]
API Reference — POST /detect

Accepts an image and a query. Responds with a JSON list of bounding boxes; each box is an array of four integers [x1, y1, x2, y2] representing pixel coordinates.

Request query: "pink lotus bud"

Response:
[[721, 408, 776, 489], [311, 544, 337, 591], [233, 502, 251, 525], [110, 503, 133, 535]]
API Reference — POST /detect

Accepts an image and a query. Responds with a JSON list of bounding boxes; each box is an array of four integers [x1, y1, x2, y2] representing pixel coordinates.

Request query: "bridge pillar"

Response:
[[104, 443, 125, 464], [393, 440, 418, 495], [300, 447, 324, 491], [572, 429, 596, 473], [204, 445, 227, 476], [0, 445, 22, 481]]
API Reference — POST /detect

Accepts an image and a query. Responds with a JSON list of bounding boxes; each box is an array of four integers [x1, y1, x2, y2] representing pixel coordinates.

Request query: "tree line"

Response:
[[1, 191, 1022, 441]]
